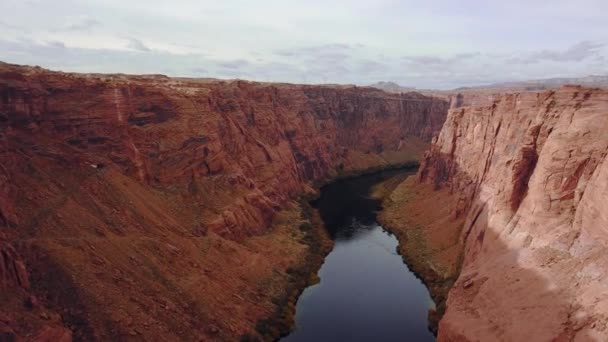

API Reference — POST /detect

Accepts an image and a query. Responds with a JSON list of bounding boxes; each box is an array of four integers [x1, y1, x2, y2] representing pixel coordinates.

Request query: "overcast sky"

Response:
[[1, 0, 607, 89]]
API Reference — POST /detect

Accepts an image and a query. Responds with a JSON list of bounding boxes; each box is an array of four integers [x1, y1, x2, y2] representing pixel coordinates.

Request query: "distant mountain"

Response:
[[423, 75, 608, 109], [372, 75, 608, 95], [455, 75, 608, 91], [369, 81, 416, 93]]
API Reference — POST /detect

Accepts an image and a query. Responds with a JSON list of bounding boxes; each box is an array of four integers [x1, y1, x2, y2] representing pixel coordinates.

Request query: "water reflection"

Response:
[[283, 169, 435, 342]]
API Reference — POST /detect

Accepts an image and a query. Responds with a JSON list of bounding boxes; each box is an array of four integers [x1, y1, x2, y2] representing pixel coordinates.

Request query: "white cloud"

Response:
[[126, 38, 151, 52], [0, 1, 607, 89], [62, 17, 102, 32]]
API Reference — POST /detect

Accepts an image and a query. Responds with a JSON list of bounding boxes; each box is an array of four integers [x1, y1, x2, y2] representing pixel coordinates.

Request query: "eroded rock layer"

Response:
[[0, 62, 448, 340], [416, 86, 608, 340]]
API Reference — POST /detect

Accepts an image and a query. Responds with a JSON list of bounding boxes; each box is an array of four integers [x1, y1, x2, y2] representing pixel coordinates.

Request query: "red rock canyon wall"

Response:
[[0, 62, 448, 340], [418, 85, 608, 341]]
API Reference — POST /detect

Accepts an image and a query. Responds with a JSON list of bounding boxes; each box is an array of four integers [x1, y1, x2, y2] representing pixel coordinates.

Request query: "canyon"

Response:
[[0, 62, 447, 341], [2, 61, 608, 341], [382, 85, 608, 340]]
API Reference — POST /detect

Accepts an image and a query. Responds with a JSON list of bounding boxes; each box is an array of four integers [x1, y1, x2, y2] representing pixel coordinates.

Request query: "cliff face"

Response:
[[417, 86, 608, 340], [0, 65, 446, 239], [0, 63, 448, 340]]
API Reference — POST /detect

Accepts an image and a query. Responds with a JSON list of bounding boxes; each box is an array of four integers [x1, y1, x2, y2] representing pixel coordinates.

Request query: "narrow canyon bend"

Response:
[[1, 61, 608, 341]]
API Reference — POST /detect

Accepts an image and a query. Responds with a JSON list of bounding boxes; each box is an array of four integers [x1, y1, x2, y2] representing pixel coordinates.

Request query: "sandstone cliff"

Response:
[[0, 62, 448, 340], [414, 86, 608, 340]]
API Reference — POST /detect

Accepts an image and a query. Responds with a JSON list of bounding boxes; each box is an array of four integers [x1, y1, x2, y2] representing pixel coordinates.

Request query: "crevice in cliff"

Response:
[[474, 106, 500, 198], [509, 124, 541, 212], [509, 146, 538, 211], [461, 202, 486, 247]]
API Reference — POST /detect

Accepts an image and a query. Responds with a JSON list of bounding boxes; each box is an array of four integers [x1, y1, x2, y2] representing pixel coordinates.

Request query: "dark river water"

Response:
[[282, 169, 436, 342]]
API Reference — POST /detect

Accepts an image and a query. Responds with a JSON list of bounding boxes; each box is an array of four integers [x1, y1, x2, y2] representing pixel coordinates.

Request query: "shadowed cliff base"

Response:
[[380, 170, 594, 341], [410, 86, 608, 340], [378, 177, 464, 333], [383, 81, 608, 341]]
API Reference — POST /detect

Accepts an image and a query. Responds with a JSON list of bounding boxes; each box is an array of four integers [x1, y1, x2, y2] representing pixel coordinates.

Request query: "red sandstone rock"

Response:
[[0, 239, 30, 289], [0, 62, 448, 340], [418, 86, 608, 341], [32, 325, 72, 342], [0, 63, 447, 240]]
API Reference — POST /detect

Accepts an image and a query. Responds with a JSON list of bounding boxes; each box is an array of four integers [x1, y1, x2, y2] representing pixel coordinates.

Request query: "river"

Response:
[[282, 169, 435, 342]]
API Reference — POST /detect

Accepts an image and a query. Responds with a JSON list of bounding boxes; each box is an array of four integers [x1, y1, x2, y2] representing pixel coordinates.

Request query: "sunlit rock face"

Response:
[[0, 62, 448, 340], [418, 85, 608, 341]]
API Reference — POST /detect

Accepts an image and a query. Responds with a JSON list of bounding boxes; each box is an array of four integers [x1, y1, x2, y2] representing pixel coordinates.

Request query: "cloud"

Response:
[[190, 67, 207, 74], [453, 52, 480, 59], [509, 41, 605, 64], [217, 59, 250, 69], [0, 39, 203, 72], [47, 41, 66, 49], [402, 55, 445, 65], [63, 17, 101, 31], [272, 43, 357, 79], [401, 52, 480, 67], [0, 21, 22, 30], [0, 33, 606, 90], [274, 50, 295, 57], [357, 59, 389, 73], [274, 43, 355, 59], [1, 1, 608, 89], [538, 41, 604, 62], [126, 38, 151, 52]]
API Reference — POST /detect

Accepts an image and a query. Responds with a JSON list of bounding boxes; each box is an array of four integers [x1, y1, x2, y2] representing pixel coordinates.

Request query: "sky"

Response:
[[1, 0, 607, 89]]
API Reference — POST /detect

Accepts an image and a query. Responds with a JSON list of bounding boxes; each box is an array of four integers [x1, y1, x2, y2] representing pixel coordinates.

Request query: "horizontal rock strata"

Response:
[[0, 62, 448, 340]]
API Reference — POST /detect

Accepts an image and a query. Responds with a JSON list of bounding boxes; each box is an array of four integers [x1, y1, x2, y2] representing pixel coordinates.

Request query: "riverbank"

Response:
[[248, 165, 425, 341], [241, 200, 333, 341], [376, 176, 465, 333], [282, 167, 435, 341]]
